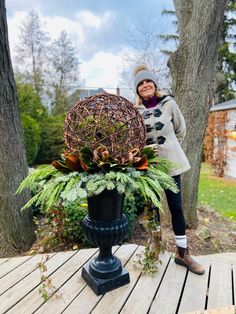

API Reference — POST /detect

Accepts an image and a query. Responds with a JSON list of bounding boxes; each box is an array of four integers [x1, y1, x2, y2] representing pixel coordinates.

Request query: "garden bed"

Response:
[[25, 204, 236, 257]]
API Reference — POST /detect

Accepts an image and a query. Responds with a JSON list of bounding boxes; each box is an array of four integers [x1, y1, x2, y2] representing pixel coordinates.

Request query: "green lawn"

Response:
[[198, 162, 236, 220]]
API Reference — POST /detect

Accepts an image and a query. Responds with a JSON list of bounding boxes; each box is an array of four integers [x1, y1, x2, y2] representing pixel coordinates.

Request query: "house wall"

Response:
[[224, 109, 236, 179]]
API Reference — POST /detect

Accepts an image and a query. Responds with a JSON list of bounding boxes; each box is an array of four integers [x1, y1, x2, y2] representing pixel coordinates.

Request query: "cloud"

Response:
[[7, 9, 126, 90], [43, 15, 85, 43], [7, 9, 119, 61], [43, 10, 118, 60], [6, 0, 42, 15], [76, 11, 102, 28], [7, 11, 27, 53], [80, 50, 135, 100], [7, 10, 85, 48], [80, 51, 123, 88], [74, 10, 118, 60]]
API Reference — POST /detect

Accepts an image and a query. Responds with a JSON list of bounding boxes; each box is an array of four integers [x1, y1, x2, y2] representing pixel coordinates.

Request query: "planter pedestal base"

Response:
[[82, 263, 130, 295], [82, 190, 130, 295]]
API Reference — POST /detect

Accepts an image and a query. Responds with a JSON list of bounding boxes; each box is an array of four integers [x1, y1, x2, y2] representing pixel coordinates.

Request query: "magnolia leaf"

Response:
[[133, 156, 149, 170], [80, 146, 93, 165], [51, 160, 69, 172]]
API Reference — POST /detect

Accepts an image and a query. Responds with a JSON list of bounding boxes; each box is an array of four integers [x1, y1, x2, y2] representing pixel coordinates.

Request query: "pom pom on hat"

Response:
[[133, 64, 158, 94], [133, 64, 149, 76]]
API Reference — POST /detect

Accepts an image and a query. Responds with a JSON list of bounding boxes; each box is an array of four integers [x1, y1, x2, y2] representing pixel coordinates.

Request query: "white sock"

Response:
[[175, 235, 187, 248]]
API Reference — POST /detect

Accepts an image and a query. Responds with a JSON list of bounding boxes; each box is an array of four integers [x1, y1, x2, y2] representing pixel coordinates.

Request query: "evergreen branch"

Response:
[[17, 155, 177, 213]]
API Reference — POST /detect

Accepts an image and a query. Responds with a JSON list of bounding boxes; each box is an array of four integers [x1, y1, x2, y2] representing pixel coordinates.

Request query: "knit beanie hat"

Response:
[[133, 64, 158, 94]]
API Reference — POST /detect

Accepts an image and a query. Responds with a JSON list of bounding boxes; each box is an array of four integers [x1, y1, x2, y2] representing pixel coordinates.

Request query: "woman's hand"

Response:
[[145, 143, 158, 156]]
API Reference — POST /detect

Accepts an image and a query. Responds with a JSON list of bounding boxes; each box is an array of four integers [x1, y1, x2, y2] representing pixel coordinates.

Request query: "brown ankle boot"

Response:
[[174, 247, 205, 275]]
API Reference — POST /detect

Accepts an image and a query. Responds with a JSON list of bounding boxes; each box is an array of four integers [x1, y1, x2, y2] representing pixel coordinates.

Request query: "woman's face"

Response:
[[137, 80, 156, 100]]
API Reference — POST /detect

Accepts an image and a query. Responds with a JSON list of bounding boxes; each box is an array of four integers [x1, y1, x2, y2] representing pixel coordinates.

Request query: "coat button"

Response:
[[157, 136, 166, 144], [146, 124, 154, 132], [146, 137, 155, 145], [154, 109, 162, 117], [142, 111, 152, 119], [155, 122, 164, 130]]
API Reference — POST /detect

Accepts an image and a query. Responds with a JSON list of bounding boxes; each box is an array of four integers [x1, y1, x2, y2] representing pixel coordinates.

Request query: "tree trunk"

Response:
[[0, 0, 35, 257], [169, 0, 227, 227]]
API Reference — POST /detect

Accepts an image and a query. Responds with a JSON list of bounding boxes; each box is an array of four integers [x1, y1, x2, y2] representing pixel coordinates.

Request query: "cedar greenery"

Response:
[[16, 146, 178, 212]]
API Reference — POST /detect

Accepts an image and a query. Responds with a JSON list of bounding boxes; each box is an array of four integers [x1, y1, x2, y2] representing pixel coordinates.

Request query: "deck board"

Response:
[[0, 258, 9, 266], [120, 252, 172, 314], [178, 256, 210, 313], [90, 244, 141, 314], [0, 251, 73, 313], [149, 258, 187, 314], [7, 249, 97, 314], [233, 264, 236, 306], [184, 305, 236, 314], [207, 261, 233, 308], [0, 254, 50, 295], [0, 245, 235, 314], [0, 255, 32, 279], [35, 248, 99, 314]]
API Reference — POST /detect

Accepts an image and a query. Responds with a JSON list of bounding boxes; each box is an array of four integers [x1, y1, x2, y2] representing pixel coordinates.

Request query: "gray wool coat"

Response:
[[137, 95, 191, 176]]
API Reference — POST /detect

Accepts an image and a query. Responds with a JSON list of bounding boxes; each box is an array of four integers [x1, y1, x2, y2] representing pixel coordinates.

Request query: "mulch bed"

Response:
[[130, 205, 236, 256]]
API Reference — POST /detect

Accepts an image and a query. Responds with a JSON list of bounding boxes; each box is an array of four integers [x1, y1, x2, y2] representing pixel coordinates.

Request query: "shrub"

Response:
[[63, 201, 88, 243], [123, 191, 147, 239], [123, 194, 138, 238], [35, 200, 88, 252], [21, 113, 41, 165], [36, 114, 65, 164], [16, 79, 48, 122]]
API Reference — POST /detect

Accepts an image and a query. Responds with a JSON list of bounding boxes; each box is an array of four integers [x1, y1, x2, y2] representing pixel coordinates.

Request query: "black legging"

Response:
[[165, 175, 186, 236]]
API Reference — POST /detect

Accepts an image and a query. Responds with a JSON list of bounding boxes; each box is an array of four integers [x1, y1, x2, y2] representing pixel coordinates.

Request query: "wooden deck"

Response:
[[0, 244, 235, 314]]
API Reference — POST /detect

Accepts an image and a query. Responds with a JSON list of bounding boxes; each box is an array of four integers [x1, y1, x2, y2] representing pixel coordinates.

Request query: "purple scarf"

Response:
[[143, 95, 159, 108]]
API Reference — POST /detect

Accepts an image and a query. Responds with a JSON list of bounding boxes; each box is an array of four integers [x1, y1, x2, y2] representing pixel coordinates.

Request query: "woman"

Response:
[[133, 64, 205, 275]]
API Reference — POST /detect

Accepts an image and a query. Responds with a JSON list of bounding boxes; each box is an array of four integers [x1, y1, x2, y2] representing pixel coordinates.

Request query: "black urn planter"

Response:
[[81, 189, 130, 295]]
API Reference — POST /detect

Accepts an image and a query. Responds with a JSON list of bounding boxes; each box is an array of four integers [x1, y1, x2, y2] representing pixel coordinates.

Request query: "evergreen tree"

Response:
[[159, 9, 179, 56]]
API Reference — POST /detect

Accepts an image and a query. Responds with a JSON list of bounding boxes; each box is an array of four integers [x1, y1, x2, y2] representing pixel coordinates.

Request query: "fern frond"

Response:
[[60, 176, 81, 199], [44, 182, 66, 210], [16, 166, 58, 194], [20, 191, 44, 210], [136, 181, 148, 201], [142, 176, 163, 198], [139, 177, 162, 209]]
